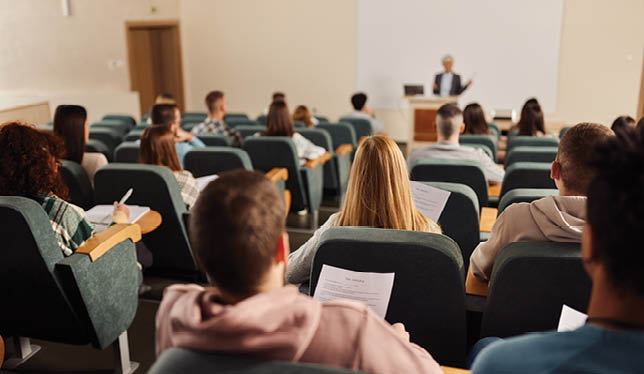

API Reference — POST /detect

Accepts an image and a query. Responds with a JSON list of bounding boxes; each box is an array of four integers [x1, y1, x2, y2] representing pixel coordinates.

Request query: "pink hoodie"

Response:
[[156, 284, 442, 374]]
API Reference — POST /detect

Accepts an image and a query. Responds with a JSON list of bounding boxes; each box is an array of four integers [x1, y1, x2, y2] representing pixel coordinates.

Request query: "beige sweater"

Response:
[[470, 195, 586, 281]]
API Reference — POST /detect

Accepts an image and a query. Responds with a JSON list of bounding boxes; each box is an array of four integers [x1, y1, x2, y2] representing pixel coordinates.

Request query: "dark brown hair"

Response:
[[189, 170, 285, 298], [140, 125, 182, 172], [272, 92, 285, 102], [518, 100, 545, 136], [463, 103, 489, 135], [151, 104, 179, 127], [611, 115, 635, 134], [293, 105, 313, 127], [0, 122, 69, 199], [265, 100, 294, 137], [53, 104, 87, 164], [205, 91, 224, 113], [556, 123, 614, 195]]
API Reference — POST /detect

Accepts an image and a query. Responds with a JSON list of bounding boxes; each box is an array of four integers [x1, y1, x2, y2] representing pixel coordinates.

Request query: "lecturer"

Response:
[[432, 55, 472, 97]]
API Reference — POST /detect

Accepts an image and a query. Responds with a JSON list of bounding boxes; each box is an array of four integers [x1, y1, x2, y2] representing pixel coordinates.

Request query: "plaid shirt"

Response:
[[174, 170, 199, 209], [191, 118, 243, 147], [34, 194, 95, 257]]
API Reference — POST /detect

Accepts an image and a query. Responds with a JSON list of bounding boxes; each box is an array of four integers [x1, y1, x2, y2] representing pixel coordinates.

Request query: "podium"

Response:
[[404, 96, 458, 153]]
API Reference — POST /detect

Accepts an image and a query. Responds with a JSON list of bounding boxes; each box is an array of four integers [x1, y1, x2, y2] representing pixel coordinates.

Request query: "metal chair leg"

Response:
[[113, 331, 139, 374], [1, 337, 41, 370]]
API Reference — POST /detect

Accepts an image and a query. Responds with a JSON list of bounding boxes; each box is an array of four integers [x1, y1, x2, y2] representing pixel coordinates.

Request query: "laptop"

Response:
[[404, 84, 424, 96]]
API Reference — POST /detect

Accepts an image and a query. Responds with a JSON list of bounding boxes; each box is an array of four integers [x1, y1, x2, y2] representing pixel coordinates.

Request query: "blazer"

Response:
[[433, 73, 468, 96]]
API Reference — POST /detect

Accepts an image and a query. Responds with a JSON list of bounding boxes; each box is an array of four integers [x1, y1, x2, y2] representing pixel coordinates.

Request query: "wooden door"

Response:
[[638, 55, 644, 119], [126, 21, 185, 116]]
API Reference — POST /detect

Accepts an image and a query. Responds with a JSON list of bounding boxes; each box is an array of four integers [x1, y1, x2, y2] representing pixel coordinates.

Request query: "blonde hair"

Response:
[[293, 105, 313, 127], [336, 135, 440, 233]]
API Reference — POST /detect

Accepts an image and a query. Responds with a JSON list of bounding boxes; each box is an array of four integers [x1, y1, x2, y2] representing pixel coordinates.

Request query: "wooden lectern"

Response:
[[404, 96, 458, 154]]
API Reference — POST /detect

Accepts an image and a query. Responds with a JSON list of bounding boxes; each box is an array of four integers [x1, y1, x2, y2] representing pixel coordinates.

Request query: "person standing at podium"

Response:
[[432, 55, 472, 97]]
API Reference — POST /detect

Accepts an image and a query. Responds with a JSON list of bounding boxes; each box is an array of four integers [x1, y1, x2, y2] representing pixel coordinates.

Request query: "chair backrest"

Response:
[[459, 135, 497, 161], [184, 147, 253, 177], [182, 112, 207, 121], [315, 115, 329, 122], [500, 162, 556, 198], [125, 129, 144, 141], [94, 164, 199, 278], [102, 114, 136, 130], [293, 120, 306, 128], [310, 227, 466, 367], [424, 182, 479, 272], [181, 119, 203, 131], [506, 136, 559, 153], [114, 142, 141, 163], [488, 123, 500, 139], [85, 139, 112, 162], [338, 117, 373, 140], [197, 135, 233, 147], [481, 242, 591, 338], [462, 144, 493, 160], [91, 120, 129, 137], [59, 160, 94, 210], [559, 127, 571, 138], [236, 125, 267, 138], [226, 119, 259, 128], [497, 188, 559, 215], [89, 127, 122, 155], [297, 128, 334, 152], [410, 158, 488, 208], [223, 113, 249, 121], [504, 146, 558, 167], [316, 123, 357, 150], [256, 114, 267, 125], [149, 348, 358, 374], [243, 137, 308, 211]]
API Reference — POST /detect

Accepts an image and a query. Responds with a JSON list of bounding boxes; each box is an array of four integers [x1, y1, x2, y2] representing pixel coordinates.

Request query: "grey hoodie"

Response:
[[470, 195, 586, 281]]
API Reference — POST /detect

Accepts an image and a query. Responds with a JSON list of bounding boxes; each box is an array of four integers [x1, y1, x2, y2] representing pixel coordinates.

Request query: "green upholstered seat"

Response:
[[497, 188, 559, 215], [0, 196, 140, 371], [182, 112, 207, 122], [298, 128, 350, 198], [59, 160, 94, 210], [316, 123, 358, 151], [481, 242, 590, 338], [196, 135, 233, 147], [410, 158, 488, 209], [149, 348, 358, 374], [504, 146, 558, 167], [89, 127, 122, 156], [256, 114, 267, 125], [91, 120, 130, 138], [181, 118, 203, 132], [132, 123, 150, 131], [236, 125, 267, 138], [141, 111, 150, 123], [114, 142, 140, 163], [500, 162, 556, 199], [506, 136, 559, 153], [338, 117, 373, 140], [488, 123, 501, 139], [462, 143, 494, 160], [293, 120, 306, 128], [102, 114, 137, 130], [310, 227, 466, 367], [225, 119, 260, 128], [459, 134, 497, 161], [223, 113, 249, 121], [85, 139, 112, 162], [184, 147, 252, 177], [124, 129, 144, 141], [559, 127, 571, 138], [95, 164, 199, 280], [314, 115, 329, 122]]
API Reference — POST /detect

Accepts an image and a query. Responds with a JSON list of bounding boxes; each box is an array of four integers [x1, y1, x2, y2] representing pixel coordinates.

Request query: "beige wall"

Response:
[[180, 0, 357, 120]]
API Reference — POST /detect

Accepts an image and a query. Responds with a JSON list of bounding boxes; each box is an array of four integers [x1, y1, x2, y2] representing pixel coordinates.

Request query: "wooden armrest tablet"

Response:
[[465, 264, 489, 297], [487, 183, 501, 197], [76, 224, 142, 262], [303, 152, 331, 168], [480, 207, 497, 233], [0, 335, 4, 368], [136, 210, 162, 235], [441, 367, 470, 374], [265, 167, 288, 183], [335, 144, 353, 156], [284, 189, 291, 215]]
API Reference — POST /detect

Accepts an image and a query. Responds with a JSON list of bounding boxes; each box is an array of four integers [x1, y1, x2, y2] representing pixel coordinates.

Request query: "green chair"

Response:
[[59, 160, 94, 210], [102, 114, 136, 130], [314, 115, 329, 122], [149, 348, 357, 374], [459, 135, 497, 162], [225, 119, 259, 128], [504, 146, 558, 167], [114, 142, 140, 163], [488, 123, 501, 140], [89, 127, 122, 157], [338, 117, 373, 140], [91, 120, 130, 138], [310, 227, 466, 367], [181, 118, 203, 132], [196, 135, 233, 147], [497, 188, 559, 216], [410, 158, 488, 209], [0, 196, 141, 373], [85, 139, 112, 162], [294, 120, 306, 128], [223, 113, 249, 121], [256, 114, 267, 125], [236, 125, 267, 138], [184, 147, 252, 177], [95, 164, 199, 280], [316, 123, 357, 152], [125, 129, 144, 141], [559, 127, 571, 138], [500, 162, 556, 199], [506, 136, 559, 153], [141, 111, 150, 123], [182, 112, 207, 122], [481, 242, 590, 338]]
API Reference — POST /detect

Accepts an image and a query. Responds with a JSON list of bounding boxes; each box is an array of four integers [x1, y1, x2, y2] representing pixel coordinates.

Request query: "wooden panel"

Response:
[[0, 101, 50, 125], [127, 28, 156, 115], [638, 55, 644, 119], [414, 108, 438, 142]]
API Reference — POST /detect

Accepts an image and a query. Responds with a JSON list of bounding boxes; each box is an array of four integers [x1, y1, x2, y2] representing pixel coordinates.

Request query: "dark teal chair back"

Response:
[[91, 120, 130, 138], [226, 119, 259, 128], [500, 162, 556, 198], [298, 128, 350, 196], [459, 135, 497, 162], [59, 160, 94, 210], [181, 118, 203, 132], [237, 125, 267, 138], [497, 188, 559, 215], [256, 114, 267, 125], [505, 146, 557, 167], [223, 113, 249, 121], [310, 227, 466, 367], [506, 136, 559, 153], [559, 127, 571, 138], [182, 112, 207, 122], [316, 123, 357, 150], [481, 242, 591, 338], [114, 142, 140, 163], [102, 114, 136, 130], [89, 127, 122, 156], [488, 123, 501, 139], [184, 147, 252, 177], [125, 129, 144, 141], [315, 115, 329, 122], [197, 135, 233, 147], [85, 139, 112, 162], [338, 117, 373, 140]]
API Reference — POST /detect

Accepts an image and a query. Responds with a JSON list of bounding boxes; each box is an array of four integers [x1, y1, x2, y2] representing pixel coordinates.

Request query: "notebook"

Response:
[[86, 205, 150, 233]]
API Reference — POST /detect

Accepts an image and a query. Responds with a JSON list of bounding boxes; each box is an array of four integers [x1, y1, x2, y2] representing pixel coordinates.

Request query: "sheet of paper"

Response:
[[557, 304, 587, 332], [410, 181, 451, 222], [86, 205, 150, 233], [195, 174, 219, 191], [313, 264, 395, 318]]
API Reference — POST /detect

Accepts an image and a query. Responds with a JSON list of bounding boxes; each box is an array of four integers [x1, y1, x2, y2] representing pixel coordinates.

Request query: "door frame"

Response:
[[638, 52, 644, 119], [125, 20, 186, 113]]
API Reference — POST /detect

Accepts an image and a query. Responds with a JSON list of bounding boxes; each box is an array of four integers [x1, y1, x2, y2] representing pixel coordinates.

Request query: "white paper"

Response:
[[195, 174, 219, 191], [557, 304, 587, 332], [410, 181, 451, 222], [313, 264, 395, 318], [86, 205, 150, 233]]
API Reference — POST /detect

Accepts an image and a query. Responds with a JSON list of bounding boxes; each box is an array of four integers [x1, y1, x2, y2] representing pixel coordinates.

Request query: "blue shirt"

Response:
[[472, 324, 644, 374], [439, 73, 453, 97], [175, 137, 205, 167]]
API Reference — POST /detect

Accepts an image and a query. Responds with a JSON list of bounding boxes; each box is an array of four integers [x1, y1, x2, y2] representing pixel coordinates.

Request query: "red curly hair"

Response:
[[0, 122, 69, 199]]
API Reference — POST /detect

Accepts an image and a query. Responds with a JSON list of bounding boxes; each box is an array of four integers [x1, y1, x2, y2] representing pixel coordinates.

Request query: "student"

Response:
[[638, 117, 644, 131], [517, 99, 547, 136], [611, 115, 635, 134], [145, 93, 177, 124], [191, 91, 242, 147], [471, 126, 644, 373], [149, 104, 205, 167], [343, 92, 385, 134], [140, 126, 199, 209], [470, 123, 614, 281], [0, 122, 128, 256], [293, 105, 318, 128], [259, 100, 325, 164], [463, 103, 491, 135], [52, 104, 107, 185], [407, 104, 504, 184], [287, 135, 441, 284], [155, 170, 442, 373], [262, 92, 286, 115]]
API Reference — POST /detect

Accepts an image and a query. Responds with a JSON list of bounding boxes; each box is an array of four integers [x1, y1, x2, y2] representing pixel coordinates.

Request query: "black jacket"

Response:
[[433, 73, 468, 96]]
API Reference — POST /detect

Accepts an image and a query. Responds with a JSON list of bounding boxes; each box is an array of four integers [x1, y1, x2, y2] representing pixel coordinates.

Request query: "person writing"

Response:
[[433, 55, 472, 97]]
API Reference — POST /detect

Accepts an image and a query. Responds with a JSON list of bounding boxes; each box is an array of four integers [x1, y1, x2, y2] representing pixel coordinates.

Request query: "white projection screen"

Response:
[[357, 0, 564, 113]]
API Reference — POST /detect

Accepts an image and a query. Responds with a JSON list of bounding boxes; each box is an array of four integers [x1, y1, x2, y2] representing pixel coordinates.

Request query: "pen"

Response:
[[101, 188, 133, 224]]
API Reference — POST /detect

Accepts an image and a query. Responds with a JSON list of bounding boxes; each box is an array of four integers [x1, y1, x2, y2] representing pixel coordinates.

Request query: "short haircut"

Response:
[[139, 125, 182, 172], [265, 99, 294, 137], [155, 93, 175, 105], [205, 91, 224, 113], [441, 54, 453, 63], [587, 125, 644, 296], [351, 92, 367, 111], [436, 103, 463, 138], [556, 123, 614, 195], [189, 170, 285, 298], [151, 104, 179, 127], [272, 92, 285, 101], [53, 104, 87, 164]]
